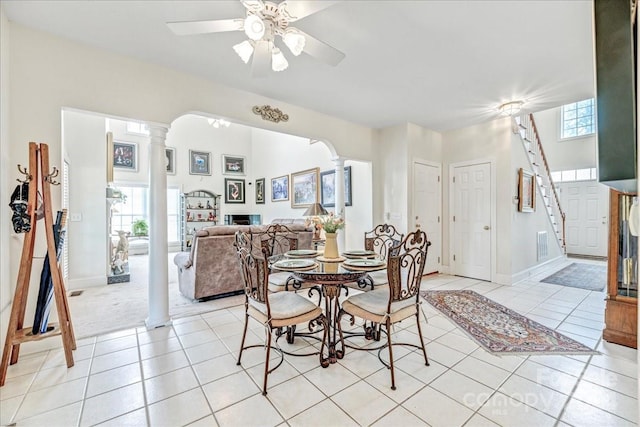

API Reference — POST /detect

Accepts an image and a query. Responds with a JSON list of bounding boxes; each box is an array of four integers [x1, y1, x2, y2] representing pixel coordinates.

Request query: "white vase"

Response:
[[324, 232, 339, 258]]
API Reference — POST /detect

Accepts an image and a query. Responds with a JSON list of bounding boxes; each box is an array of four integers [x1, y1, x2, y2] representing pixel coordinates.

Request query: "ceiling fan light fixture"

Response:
[[283, 28, 306, 56], [233, 40, 254, 63], [244, 14, 265, 40], [498, 100, 524, 116], [271, 47, 288, 71]]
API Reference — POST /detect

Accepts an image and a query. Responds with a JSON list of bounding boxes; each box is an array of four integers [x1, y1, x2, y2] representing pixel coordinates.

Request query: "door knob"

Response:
[[484, 225, 490, 230]]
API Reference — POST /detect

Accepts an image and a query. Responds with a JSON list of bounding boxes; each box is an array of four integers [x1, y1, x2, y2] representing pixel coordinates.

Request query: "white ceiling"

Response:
[[2, 0, 595, 132]]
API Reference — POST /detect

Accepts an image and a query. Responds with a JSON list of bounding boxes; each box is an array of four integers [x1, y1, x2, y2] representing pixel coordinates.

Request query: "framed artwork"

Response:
[[222, 154, 246, 175], [320, 166, 352, 207], [189, 150, 211, 175], [225, 178, 245, 203], [518, 168, 535, 212], [165, 147, 176, 175], [291, 167, 319, 208], [271, 175, 289, 202], [113, 141, 137, 171], [255, 178, 265, 204]]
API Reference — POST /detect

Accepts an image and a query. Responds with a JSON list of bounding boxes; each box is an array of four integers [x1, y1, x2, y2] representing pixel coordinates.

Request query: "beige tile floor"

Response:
[[1, 258, 637, 427]]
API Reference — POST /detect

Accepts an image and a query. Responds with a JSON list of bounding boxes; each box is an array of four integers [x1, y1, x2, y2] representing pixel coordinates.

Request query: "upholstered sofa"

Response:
[[173, 222, 313, 300]]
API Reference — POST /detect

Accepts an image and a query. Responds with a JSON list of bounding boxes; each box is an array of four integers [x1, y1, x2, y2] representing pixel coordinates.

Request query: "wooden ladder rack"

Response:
[[0, 142, 76, 386]]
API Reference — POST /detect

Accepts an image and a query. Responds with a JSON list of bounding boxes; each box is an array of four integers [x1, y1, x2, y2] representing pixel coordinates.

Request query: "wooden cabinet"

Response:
[[181, 190, 220, 251], [603, 189, 638, 348]]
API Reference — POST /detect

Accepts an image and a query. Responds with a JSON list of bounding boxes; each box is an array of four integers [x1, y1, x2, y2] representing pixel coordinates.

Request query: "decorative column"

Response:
[[332, 156, 346, 252], [146, 124, 171, 329]]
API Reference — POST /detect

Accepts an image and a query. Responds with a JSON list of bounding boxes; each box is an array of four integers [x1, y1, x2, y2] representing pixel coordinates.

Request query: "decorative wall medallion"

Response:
[[252, 105, 289, 123]]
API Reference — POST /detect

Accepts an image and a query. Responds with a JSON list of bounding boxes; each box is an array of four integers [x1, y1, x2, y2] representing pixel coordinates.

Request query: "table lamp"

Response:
[[303, 203, 328, 240]]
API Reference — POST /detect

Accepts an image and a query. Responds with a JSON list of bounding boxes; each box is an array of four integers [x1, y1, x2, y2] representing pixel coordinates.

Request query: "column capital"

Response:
[[331, 156, 346, 167], [148, 124, 170, 143]]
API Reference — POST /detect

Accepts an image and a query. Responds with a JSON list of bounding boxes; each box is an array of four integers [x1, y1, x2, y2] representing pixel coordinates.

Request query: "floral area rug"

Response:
[[420, 290, 598, 355], [540, 262, 606, 291]]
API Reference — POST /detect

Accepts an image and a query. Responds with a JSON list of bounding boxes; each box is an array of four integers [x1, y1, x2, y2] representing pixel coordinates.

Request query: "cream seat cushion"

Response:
[[247, 291, 323, 328], [268, 271, 317, 293], [341, 288, 417, 324]]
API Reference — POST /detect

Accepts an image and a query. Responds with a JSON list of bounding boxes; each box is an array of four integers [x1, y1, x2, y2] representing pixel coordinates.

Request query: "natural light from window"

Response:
[[551, 168, 597, 183], [560, 98, 595, 139], [111, 186, 180, 242]]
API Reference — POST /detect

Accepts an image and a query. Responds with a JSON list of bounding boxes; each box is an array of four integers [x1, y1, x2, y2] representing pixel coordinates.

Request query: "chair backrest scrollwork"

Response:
[[258, 223, 299, 263], [234, 231, 270, 311], [364, 224, 404, 261], [386, 229, 430, 308]]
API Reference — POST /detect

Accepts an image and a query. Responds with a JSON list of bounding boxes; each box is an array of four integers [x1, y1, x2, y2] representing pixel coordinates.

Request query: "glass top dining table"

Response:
[[270, 252, 386, 367]]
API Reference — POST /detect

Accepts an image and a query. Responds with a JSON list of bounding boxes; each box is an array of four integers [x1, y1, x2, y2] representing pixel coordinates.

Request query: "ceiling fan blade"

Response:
[[240, 0, 265, 13], [297, 30, 345, 66], [251, 40, 271, 77], [277, 1, 339, 22], [167, 19, 243, 36]]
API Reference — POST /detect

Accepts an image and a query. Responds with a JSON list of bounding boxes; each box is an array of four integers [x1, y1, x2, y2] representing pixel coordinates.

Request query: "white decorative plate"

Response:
[[272, 259, 316, 269], [286, 249, 320, 258], [343, 249, 376, 257], [343, 259, 385, 268]]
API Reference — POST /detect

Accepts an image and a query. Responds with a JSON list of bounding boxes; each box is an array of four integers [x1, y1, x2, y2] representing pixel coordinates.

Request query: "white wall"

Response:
[[1, 6, 11, 312], [533, 107, 597, 171], [377, 124, 410, 232], [442, 118, 513, 283], [63, 110, 108, 289], [510, 130, 564, 276]]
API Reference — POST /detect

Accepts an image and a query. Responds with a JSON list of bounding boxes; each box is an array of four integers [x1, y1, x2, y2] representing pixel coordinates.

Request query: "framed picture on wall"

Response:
[[518, 168, 535, 212], [320, 166, 352, 207], [225, 178, 245, 203], [291, 167, 319, 208], [255, 178, 265, 204], [113, 141, 137, 171], [222, 154, 246, 175], [271, 175, 289, 201], [165, 147, 176, 175], [189, 150, 211, 176]]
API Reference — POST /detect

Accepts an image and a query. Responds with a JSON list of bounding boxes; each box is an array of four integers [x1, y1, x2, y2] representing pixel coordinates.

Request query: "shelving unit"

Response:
[[181, 190, 220, 250]]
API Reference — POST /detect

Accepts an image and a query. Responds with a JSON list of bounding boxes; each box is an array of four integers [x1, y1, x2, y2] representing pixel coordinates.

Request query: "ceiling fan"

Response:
[[167, 0, 345, 76]]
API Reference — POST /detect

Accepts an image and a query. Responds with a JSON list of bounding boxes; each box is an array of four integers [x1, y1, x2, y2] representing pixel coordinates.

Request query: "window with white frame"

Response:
[[111, 185, 180, 242], [560, 98, 595, 139], [551, 168, 597, 183], [126, 121, 149, 136]]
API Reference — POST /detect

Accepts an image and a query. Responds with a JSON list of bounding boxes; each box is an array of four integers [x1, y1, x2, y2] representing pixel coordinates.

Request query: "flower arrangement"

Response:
[[315, 213, 345, 234]]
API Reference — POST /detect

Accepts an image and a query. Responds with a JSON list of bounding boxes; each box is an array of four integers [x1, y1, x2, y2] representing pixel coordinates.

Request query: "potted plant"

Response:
[[131, 219, 149, 237]]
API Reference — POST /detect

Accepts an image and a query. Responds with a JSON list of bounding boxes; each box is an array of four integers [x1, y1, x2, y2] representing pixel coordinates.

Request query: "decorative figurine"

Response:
[[208, 212, 214, 221], [206, 200, 213, 209]]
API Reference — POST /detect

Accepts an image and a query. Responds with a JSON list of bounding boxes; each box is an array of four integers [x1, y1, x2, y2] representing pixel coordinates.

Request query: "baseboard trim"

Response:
[[511, 255, 566, 284], [67, 275, 106, 290], [493, 273, 512, 286]]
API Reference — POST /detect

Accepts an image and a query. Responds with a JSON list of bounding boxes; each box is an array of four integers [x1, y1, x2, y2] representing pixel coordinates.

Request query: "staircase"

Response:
[[514, 113, 566, 253]]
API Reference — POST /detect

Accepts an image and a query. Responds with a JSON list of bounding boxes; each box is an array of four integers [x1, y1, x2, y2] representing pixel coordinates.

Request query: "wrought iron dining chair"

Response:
[[345, 224, 404, 291], [234, 230, 327, 395], [256, 223, 320, 298], [338, 229, 431, 390]]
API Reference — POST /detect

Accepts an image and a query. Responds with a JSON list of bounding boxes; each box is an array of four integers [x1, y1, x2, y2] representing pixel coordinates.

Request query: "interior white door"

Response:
[[452, 162, 491, 281], [559, 180, 609, 257], [413, 161, 441, 274]]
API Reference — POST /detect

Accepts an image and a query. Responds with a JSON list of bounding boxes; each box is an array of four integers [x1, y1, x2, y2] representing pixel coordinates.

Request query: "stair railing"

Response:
[[515, 113, 566, 253]]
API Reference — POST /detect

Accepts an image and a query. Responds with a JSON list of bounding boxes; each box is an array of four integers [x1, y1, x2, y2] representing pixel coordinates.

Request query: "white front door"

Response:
[[413, 161, 441, 274], [452, 162, 492, 281], [559, 180, 609, 257]]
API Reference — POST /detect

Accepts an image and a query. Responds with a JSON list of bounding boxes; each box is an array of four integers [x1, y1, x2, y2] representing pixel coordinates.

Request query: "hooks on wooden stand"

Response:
[[45, 167, 60, 186], [16, 164, 31, 183]]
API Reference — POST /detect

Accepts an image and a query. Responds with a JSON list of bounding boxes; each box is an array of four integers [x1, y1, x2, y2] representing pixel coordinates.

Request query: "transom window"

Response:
[[551, 168, 597, 183], [560, 98, 595, 139]]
